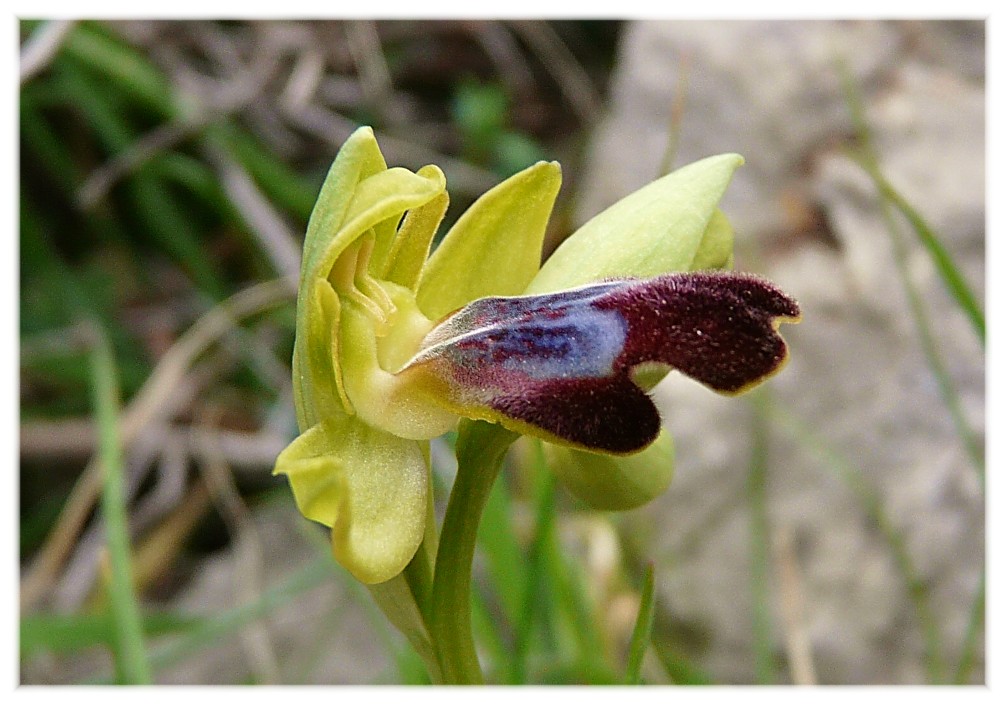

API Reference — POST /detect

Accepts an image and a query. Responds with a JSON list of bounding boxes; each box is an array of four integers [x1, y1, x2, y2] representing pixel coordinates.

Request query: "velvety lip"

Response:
[[405, 271, 800, 454]]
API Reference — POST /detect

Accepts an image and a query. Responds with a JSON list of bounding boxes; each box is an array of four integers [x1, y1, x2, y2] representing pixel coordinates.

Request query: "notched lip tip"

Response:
[[770, 311, 803, 330], [713, 362, 791, 398]]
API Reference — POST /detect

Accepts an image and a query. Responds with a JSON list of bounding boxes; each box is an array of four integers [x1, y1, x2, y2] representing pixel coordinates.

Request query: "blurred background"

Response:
[[18, 19, 984, 684]]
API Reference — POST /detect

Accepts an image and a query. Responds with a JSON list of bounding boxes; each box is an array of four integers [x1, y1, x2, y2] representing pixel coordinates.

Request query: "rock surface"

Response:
[[578, 20, 985, 684]]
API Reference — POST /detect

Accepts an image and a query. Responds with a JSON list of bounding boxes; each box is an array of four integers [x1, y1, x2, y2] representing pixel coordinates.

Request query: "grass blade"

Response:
[[837, 59, 983, 346], [530, 446, 611, 682], [470, 584, 511, 682], [509, 444, 559, 683], [624, 562, 656, 684], [747, 390, 776, 684], [84, 557, 334, 684], [837, 69, 983, 684], [839, 65, 984, 484], [478, 466, 529, 633], [86, 321, 151, 684], [296, 517, 437, 684], [215, 123, 319, 220], [855, 162, 984, 346], [55, 59, 226, 299], [61, 21, 177, 117], [651, 639, 714, 684], [21, 612, 198, 659], [767, 402, 946, 683], [953, 569, 985, 684]]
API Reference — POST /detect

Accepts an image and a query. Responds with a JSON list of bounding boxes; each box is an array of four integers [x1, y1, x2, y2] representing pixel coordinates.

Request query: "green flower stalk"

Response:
[[273, 126, 800, 681]]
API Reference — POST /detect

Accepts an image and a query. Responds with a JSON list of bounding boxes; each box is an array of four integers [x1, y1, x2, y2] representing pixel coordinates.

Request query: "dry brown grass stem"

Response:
[[20, 277, 296, 611]]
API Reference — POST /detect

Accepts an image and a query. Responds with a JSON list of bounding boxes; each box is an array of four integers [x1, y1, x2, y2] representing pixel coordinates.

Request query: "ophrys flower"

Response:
[[274, 126, 799, 584]]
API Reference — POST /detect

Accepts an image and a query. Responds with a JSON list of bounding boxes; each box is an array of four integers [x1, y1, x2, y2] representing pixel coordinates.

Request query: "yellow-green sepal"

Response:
[[416, 160, 562, 320], [293, 278, 349, 430], [273, 415, 429, 584], [315, 165, 446, 285], [690, 208, 735, 271], [527, 154, 744, 294], [293, 128, 446, 435], [299, 126, 445, 285], [299, 126, 387, 282], [544, 431, 675, 511]]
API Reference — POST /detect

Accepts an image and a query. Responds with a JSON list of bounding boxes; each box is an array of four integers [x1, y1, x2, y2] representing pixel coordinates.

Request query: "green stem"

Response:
[[430, 420, 517, 684]]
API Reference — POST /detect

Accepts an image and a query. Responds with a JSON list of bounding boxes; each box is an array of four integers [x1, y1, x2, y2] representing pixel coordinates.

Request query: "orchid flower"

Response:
[[274, 126, 800, 588]]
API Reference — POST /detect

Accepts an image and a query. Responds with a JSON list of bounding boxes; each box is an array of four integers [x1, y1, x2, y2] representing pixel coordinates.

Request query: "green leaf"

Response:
[[416, 160, 562, 319], [527, 154, 744, 293]]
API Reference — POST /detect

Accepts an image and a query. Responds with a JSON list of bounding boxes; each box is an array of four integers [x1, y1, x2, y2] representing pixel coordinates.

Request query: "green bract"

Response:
[[275, 126, 746, 583], [545, 431, 675, 511], [526, 154, 742, 293]]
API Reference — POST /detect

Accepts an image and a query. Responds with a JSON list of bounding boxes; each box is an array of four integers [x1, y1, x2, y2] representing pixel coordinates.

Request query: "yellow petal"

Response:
[[378, 166, 450, 289], [274, 416, 429, 584], [416, 160, 561, 320], [293, 127, 446, 433], [382, 187, 450, 291], [339, 287, 458, 441], [299, 127, 387, 283], [294, 278, 350, 431]]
